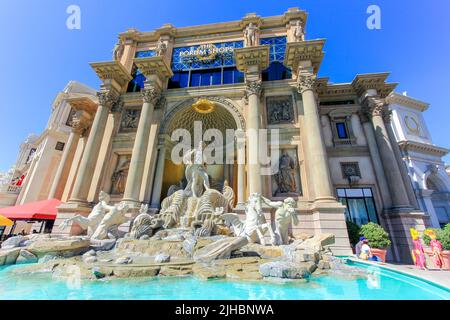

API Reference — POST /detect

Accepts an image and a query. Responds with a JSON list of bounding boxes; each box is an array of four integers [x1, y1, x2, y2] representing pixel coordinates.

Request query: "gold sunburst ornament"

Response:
[[192, 99, 216, 114]]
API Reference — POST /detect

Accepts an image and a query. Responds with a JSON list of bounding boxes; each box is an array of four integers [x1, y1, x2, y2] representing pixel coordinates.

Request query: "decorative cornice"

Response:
[[234, 45, 270, 73], [90, 61, 132, 89], [67, 96, 98, 115], [398, 140, 450, 157], [386, 92, 429, 112], [142, 86, 161, 104], [284, 39, 325, 74], [351, 73, 398, 99], [120, 8, 308, 43], [133, 56, 173, 80]]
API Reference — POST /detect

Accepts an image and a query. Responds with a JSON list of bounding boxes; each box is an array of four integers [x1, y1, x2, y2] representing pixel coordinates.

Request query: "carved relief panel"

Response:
[[120, 108, 141, 132], [266, 96, 295, 125]]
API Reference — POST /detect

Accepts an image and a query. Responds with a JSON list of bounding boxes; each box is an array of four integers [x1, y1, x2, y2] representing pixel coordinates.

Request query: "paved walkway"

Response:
[[347, 258, 450, 289]]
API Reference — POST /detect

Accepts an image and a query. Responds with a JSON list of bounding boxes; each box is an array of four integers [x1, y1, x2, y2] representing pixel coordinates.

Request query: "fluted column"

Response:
[[297, 69, 335, 201], [385, 116, 419, 209], [122, 86, 160, 204], [150, 145, 166, 208], [245, 80, 263, 195], [70, 90, 119, 203], [236, 132, 246, 204], [360, 113, 393, 208], [48, 110, 91, 200], [364, 97, 411, 208]]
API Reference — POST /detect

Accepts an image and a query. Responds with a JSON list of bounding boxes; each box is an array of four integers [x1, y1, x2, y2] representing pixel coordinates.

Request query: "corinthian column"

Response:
[[245, 80, 263, 194], [363, 97, 411, 208], [70, 90, 119, 203], [122, 85, 160, 204], [297, 68, 334, 201], [48, 110, 92, 200]]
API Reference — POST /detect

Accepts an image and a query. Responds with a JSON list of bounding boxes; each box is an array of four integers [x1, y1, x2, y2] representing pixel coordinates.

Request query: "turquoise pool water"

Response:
[[0, 261, 449, 300]]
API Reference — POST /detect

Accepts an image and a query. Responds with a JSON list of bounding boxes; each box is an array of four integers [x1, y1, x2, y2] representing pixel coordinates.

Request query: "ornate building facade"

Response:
[[387, 93, 450, 228], [47, 8, 437, 262]]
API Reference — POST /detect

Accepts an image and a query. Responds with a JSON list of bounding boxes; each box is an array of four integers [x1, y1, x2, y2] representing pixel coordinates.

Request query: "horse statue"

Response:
[[223, 193, 276, 246]]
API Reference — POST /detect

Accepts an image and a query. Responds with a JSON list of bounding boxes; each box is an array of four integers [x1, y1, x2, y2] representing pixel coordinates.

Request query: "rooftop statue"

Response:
[[156, 38, 167, 57], [244, 22, 259, 47], [292, 20, 305, 42], [112, 39, 124, 61]]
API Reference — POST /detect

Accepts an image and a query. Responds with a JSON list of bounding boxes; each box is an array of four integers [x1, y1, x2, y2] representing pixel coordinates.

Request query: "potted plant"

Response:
[[422, 223, 450, 269], [359, 222, 391, 262], [346, 220, 361, 252]]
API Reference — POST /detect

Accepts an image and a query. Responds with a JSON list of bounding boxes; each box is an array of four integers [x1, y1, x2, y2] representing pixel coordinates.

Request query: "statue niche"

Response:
[[273, 150, 300, 196], [111, 155, 131, 195]]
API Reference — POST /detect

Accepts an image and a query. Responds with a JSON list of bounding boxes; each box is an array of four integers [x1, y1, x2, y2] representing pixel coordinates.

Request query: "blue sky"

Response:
[[0, 0, 449, 171]]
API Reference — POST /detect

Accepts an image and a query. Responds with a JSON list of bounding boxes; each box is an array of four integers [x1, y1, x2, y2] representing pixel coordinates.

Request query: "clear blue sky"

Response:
[[0, 0, 449, 171]]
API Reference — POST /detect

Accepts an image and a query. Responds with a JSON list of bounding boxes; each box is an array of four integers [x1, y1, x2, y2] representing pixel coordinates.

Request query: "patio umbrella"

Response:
[[0, 214, 13, 227]]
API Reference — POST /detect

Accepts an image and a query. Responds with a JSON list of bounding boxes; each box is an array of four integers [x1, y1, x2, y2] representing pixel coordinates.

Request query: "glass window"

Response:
[[190, 71, 201, 87], [262, 62, 292, 81], [337, 188, 379, 226], [336, 122, 348, 139]]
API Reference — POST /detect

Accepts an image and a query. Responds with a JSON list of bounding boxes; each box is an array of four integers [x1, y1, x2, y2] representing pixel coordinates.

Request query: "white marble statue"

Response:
[[183, 141, 210, 198], [292, 20, 305, 42], [262, 197, 298, 245], [223, 193, 276, 246], [60, 191, 110, 236], [91, 201, 130, 240], [156, 38, 167, 57], [112, 40, 125, 61], [244, 22, 259, 47]]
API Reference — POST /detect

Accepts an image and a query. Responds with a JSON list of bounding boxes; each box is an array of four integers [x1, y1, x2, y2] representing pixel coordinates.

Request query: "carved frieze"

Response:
[[266, 96, 295, 125], [120, 109, 141, 131]]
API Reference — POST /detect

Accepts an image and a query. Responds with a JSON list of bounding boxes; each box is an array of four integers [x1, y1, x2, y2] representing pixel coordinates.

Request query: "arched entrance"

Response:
[[153, 97, 245, 206]]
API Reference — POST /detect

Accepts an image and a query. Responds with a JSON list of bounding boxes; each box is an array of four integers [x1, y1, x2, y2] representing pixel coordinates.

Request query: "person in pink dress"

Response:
[[410, 228, 427, 269], [425, 229, 444, 269]]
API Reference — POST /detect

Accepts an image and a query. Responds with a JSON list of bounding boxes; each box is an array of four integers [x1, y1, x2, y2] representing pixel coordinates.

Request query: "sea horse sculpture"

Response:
[[223, 193, 276, 246], [60, 191, 110, 236]]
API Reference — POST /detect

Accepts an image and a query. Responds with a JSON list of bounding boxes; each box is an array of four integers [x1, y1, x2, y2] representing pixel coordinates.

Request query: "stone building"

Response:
[[0, 81, 96, 235], [387, 93, 450, 228], [46, 8, 438, 262]]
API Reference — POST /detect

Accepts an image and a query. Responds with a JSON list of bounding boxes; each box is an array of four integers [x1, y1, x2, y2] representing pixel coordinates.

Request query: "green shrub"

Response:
[[359, 222, 391, 249], [423, 224, 450, 250], [346, 220, 361, 247]]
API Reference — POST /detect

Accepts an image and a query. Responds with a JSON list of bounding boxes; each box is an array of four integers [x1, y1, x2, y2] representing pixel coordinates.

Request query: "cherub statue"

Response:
[[156, 38, 167, 57], [261, 197, 298, 245], [244, 22, 259, 47], [223, 193, 276, 246], [60, 191, 110, 236], [292, 20, 305, 42], [91, 201, 130, 240]]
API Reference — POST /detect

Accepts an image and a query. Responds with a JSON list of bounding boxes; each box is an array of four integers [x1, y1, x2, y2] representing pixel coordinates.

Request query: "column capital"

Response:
[[142, 85, 161, 104], [71, 110, 92, 136], [245, 80, 262, 98], [296, 68, 317, 94], [361, 96, 388, 120], [96, 90, 121, 110]]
